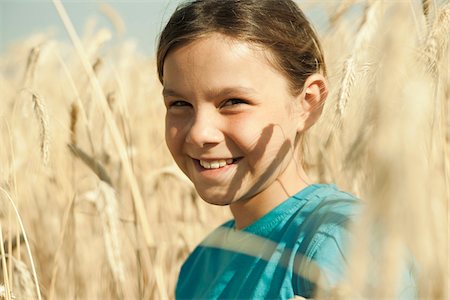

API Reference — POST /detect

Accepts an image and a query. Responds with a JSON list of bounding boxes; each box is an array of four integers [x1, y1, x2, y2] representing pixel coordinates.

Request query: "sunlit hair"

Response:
[[156, 0, 326, 96]]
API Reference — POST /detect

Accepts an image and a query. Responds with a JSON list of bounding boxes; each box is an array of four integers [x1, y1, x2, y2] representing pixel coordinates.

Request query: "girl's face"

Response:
[[162, 34, 306, 205]]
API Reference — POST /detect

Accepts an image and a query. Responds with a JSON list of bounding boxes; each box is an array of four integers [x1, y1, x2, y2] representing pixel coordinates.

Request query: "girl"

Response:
[[157, 0, 359, 298]]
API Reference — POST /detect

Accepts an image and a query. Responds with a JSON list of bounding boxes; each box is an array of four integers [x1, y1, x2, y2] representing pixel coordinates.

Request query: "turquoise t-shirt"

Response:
[[176, 184, 360, 299]]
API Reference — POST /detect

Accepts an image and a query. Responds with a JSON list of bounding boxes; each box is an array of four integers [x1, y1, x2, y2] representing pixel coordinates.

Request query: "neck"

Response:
[[230, 164, 311, 230]]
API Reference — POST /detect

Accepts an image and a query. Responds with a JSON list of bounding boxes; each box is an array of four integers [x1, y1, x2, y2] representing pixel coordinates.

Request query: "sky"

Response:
[[0, 0, 333, 55], [0, 0, 185, 55]]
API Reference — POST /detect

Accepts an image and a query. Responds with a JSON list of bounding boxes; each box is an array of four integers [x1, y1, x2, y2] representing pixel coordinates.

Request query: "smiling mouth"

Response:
[[197, 158, 241, 170]]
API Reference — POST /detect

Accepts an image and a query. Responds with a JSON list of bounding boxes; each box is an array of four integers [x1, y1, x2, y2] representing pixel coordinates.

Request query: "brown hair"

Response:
[[156, 0, 326, 95]]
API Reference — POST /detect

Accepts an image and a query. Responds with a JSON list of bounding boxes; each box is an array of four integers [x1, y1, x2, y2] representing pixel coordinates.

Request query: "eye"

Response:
[[168, 100, 191, 108], [221, 98, 247, 107]]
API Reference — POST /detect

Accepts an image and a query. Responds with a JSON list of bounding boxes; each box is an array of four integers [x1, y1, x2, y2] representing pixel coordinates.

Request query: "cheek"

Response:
[[165, 117, 185, 155], [229, 114, 296, 165], [225, 120, 277, 172], [227, 113, 289, 150], [225, 118, 263, 151]]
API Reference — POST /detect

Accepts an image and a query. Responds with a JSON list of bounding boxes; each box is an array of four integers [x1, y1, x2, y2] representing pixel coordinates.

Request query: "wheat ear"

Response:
[[0, 284, 7, 299], [69, 103, 79, 145], [22, 47, 40, 88], [337, 1, 383, 116], [422, 2, 450, 76], [55, 49, 96, 154], [31, 93, 50, 165], [96, 182, 127, 298], [9, 256, 35, 299], [422, 0, 433, 25], [0, 224, 12, 300]]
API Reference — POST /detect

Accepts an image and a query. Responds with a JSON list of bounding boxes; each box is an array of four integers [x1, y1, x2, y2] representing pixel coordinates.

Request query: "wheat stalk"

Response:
[[0, 188, 41, 300], [52, 0, 155, 253], [99, 3, 126, 36], [329, 0, 358, 26], [2, 124, 21, 266], [67, 144, 112, 185], [47, 195, 75, 300], [7, 206, 12, 292]]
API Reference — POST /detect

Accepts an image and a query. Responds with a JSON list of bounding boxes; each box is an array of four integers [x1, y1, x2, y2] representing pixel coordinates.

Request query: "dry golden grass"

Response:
[[0, 1, 448, 299]]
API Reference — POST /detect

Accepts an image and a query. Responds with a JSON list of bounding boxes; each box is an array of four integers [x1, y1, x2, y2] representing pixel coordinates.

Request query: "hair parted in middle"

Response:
[[157, 0, 326, 96]]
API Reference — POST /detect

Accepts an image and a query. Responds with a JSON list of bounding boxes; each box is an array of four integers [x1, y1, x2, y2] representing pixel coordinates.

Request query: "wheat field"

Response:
[[0, 1, 448, 299]]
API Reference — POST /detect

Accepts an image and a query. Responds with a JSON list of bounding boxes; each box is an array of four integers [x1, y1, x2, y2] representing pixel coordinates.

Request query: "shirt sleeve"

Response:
[[308, 222, 352, 290], [311, 228, 418, 299], [292, 221, 353, 298], [292, 195, 359, 297], [304, 222, 418, 299]]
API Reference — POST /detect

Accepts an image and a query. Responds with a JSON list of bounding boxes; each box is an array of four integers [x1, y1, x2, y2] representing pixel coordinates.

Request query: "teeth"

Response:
[[199, 159, 234, 169]]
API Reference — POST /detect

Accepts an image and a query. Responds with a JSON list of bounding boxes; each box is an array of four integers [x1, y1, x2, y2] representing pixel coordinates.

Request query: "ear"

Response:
[[296, 73, 328, 132]]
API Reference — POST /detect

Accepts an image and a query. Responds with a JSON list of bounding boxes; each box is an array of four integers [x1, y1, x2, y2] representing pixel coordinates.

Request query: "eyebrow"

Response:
[[162, 86, 257, 99], [162, 88, 181, 98]]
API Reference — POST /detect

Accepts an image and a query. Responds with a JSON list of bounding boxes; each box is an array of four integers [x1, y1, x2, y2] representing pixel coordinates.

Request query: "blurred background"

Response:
[[0, 0, 181, 55]]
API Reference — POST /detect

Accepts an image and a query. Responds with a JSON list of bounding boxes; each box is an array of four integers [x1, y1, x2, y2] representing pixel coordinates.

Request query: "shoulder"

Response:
[[295, 184, 360, 229], [304, 184, 359, 207], [292, 184, 361, 292], [298, 183, 360, 245], [280, 184, 360, 250]]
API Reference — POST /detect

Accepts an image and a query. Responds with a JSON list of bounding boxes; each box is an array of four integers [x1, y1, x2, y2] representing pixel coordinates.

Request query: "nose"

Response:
[[186, 110, 223, 147]]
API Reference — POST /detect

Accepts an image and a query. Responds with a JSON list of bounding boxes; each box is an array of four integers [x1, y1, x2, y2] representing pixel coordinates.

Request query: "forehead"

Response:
[[162, 33, 288, 95], [166, 33, 270, 67]]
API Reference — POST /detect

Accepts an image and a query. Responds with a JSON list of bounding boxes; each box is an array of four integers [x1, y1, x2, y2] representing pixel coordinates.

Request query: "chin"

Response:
[[196, 190, 235, 206], [199, 195, 233, 206]]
